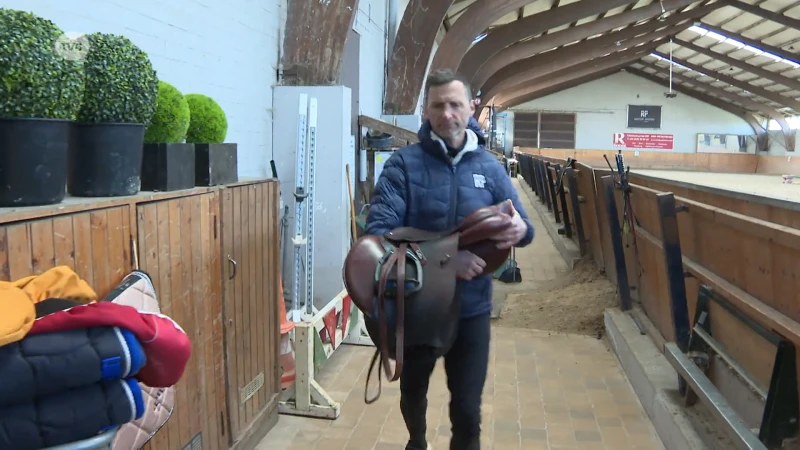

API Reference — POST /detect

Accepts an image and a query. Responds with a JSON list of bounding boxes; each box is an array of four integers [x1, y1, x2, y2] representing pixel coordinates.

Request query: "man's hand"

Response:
[[491, 202, 528, 249], [456, 250, 486, 280]]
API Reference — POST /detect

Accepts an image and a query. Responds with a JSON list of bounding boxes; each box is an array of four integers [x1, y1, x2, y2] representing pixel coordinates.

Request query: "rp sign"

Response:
[[613, 133, 674, 150]]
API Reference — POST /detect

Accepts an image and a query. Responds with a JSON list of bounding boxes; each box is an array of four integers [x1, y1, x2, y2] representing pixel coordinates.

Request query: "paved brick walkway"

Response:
[[258, 179, 664, 450]]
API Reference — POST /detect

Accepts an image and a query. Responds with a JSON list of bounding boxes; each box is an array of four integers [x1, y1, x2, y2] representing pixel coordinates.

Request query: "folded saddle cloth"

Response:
[[29, 301, 191, 388], [0, 378, 145, 450], [0, 326, 146, 408]]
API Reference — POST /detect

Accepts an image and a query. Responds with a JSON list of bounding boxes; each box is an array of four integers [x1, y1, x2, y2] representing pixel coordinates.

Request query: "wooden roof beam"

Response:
[[432, 0, 596, 73], [281, 0, 359, 85], [476, 66, 624, 123], [459, 0, 638, 82], [492, 44, 657, 110], [480, 21, 691, 105], [627, 66, 769, 150], [470, 0, 718, 91], [383, 0, 456, 114], [650, 50, 800, 112], [725, 0, 800, 30], [673, 37, 800, 93], [638, 60, 795, 150], [698, 23, 800, 66]]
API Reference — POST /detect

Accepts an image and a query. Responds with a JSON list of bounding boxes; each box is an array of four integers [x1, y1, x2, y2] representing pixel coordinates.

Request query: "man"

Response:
[[365, 69, 535, 450]]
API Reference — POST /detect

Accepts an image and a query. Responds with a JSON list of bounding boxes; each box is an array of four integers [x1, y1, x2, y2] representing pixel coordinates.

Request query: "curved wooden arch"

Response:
[[429, 0, 536, 73], [459, 0, 635, 83], [626, 67, 769, 151], [383, 0, 455, 114], [471, 0, 708, 91], [476, 62, 633, 123], [493, 45, 658, 111], [478, 4, 714, 95], [480, 23, 687, 108], [281, 0, 359, 85]]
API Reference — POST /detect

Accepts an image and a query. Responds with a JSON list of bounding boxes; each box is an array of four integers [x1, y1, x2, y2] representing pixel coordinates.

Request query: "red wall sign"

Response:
[[612, 132, 674, 150]]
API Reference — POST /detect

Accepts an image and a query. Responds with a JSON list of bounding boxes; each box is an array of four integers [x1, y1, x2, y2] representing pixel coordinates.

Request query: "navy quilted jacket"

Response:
[[366, 119, 534, 318]]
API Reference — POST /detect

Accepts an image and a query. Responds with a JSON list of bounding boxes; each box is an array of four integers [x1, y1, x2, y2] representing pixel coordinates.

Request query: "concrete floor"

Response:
[[258, 179, 664, 450]]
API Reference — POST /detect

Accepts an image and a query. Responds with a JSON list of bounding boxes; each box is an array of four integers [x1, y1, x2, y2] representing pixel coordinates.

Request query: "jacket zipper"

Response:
[[449, 164, 458, 228]]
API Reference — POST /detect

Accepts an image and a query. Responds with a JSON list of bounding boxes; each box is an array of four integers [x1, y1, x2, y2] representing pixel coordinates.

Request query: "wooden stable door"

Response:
[[0, 205, 133, 293], [136, 193, 227, 450], [220, 183, 281, 445]]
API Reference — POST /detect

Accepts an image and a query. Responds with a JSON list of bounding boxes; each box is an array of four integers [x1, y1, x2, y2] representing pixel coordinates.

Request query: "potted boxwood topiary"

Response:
[[68, 32, 158, 197], [141, 81, 195, 191], [185, 94, 238, 186], [0, 9, 85, 206]]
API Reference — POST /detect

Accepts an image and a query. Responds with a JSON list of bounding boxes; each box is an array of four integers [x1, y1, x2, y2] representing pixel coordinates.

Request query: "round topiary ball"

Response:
[[185, 94, 228, 144], [0, 9, 85, 119], [77, 32, 158, 125], [144, 81, 191, 144]]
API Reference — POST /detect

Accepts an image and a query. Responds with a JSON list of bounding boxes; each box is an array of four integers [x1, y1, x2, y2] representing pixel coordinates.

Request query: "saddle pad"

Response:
[[0, 326, 146, 408], [104, 271, 176, 450], [29, 297, 191, 388], [0, 378, 144, 450]]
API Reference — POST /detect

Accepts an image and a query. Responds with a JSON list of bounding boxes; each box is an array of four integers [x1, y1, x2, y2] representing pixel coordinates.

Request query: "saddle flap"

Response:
[[342, 235, 386, 314], [398, 233, 461, 348], [458, 200, 513, 231], [458, 214, 512, 247]]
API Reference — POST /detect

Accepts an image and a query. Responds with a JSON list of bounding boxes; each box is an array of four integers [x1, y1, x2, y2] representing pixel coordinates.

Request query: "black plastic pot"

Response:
[[68, 123, 145, 197], [0, 117, 70, 207], [195, 143, 238, 186], [141, 143, 196, 192]]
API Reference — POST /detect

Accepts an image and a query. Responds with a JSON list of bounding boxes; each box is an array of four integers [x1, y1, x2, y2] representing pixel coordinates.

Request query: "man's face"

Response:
[[424, 80, 475, 140]]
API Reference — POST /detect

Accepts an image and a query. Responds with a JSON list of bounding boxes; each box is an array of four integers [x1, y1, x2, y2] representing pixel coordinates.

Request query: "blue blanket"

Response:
[[0, 326, 146, 408]]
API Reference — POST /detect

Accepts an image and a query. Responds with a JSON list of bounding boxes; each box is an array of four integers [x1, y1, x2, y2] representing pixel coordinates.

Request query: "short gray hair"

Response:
[[424, 69, 473, 103]]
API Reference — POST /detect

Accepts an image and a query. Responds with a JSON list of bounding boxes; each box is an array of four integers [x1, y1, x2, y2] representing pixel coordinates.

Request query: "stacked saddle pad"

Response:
[[0, 323, 148, 449], [0, 270, 191, 450]]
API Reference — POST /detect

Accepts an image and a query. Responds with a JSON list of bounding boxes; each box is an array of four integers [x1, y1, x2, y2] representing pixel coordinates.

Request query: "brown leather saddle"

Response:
[[342, 200, 515, 403]]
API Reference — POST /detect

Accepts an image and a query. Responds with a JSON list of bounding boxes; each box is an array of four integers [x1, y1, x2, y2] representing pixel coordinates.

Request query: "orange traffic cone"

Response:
[[278, 281, 296, 389]]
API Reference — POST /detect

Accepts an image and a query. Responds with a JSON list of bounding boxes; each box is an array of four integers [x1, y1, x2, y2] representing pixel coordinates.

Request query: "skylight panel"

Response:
[[685, 25, 800, 68]]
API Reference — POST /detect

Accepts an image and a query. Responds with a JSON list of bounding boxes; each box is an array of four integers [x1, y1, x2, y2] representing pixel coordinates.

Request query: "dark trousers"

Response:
[[400, 313, 491, 450]]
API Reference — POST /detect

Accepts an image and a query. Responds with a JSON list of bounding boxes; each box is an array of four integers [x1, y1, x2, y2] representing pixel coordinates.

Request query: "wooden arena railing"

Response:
[[514, 149, 800, 449]]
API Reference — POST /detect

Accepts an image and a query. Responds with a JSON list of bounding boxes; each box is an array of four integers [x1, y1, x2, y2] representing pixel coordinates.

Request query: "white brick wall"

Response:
[[510, 72, 754, 153], [5, 0, 285, 178]]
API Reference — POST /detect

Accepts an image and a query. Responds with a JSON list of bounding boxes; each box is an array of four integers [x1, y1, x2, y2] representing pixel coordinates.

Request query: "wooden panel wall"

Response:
[[221, 183, 281, 445], [756, 155, 800, 174], [528, 154, 800, 424], [0, 205, 132, 295], [518, 148, 760, 173], [575, 163, 604, 270], [0, 180, 282, 450], [630, 173, 800, 229], [136, 193, 227, 450], [591, 169, 616, 284]]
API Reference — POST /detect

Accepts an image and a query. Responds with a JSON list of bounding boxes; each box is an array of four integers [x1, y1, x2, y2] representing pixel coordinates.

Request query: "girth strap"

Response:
[[364, 241, 409, 403]]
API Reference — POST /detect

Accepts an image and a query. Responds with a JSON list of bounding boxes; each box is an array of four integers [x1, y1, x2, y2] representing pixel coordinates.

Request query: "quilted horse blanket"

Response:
[[103, 271, 175, 450]]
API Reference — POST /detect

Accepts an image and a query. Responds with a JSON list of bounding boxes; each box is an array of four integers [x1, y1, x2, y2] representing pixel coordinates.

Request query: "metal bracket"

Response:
[[677, 284, 800, 449], [759, 340, 800, 447]]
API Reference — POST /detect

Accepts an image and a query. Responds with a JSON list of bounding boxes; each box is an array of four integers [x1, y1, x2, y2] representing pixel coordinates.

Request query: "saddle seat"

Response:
[[342, 200, 516, 403]]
